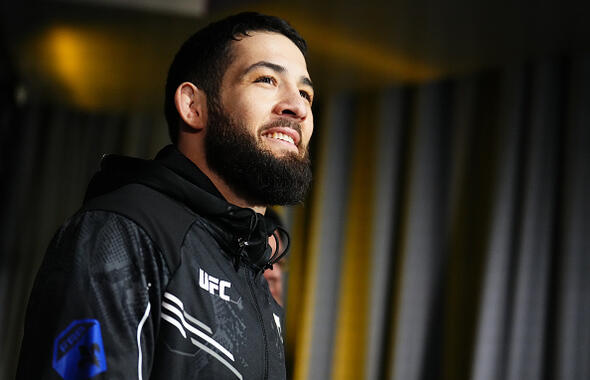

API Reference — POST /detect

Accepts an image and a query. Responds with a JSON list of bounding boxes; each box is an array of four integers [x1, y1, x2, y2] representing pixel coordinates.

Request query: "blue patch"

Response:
[[53, 319, 107, 379]]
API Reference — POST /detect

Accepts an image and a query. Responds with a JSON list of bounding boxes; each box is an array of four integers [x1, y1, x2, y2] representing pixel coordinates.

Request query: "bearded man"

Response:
[[17, 12, 313, 380]]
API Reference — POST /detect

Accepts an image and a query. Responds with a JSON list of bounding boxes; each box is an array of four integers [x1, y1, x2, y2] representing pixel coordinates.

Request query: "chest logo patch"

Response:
[[52, 319, 107, 380], [199, 268, 232, 302]]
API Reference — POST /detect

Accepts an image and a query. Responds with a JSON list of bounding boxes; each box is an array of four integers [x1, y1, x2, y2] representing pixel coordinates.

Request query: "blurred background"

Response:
[[1, 0, 590, 379]]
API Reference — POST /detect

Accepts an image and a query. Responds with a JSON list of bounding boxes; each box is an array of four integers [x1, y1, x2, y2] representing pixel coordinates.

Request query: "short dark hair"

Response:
[[164, 12, 308, 144]]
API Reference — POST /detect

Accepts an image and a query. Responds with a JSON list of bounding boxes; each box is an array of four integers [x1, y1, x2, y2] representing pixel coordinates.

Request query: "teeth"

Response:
[[267, 132, 294, 145]]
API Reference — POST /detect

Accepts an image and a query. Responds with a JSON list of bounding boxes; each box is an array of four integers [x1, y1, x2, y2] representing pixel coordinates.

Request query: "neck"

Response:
[[176, 140, 266, 215]]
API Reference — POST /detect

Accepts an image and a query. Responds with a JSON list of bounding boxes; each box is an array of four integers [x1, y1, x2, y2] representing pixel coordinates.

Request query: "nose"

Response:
[[273, 85, 308, 121]]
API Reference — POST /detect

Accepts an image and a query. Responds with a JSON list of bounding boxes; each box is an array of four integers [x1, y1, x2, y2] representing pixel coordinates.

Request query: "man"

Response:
[[17, 12, 313, 380]]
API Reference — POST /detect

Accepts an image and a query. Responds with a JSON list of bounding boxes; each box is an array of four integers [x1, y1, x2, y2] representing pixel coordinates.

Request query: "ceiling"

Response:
[[1, 0, 588, 111]]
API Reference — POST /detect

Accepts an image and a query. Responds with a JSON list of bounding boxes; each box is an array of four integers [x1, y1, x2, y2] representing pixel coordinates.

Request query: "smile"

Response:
[[263, 131, 295, 145]]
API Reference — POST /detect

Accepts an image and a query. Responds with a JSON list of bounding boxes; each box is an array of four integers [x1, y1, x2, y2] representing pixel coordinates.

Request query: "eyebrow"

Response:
[[244, 61, 314, 90]]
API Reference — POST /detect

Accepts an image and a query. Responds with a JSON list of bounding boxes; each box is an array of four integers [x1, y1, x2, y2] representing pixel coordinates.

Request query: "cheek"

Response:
[[237, 98, 271, 125], [223, 88, 264, 117]]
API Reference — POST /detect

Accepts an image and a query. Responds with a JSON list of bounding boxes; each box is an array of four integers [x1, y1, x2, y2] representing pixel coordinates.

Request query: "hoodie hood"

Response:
[[84, 145, 286, 270]]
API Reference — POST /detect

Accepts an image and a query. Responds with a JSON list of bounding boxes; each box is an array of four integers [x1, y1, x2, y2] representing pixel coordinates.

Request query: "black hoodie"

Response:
[[17, 145, 287, 380]]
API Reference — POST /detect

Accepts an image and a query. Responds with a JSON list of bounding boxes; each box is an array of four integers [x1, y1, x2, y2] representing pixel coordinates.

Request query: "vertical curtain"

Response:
[[287, 53, 590, 380], [554, 54, 590, 380]]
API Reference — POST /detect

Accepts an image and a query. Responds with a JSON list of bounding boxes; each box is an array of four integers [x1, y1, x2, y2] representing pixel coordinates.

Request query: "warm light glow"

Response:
[[47, 28, 85, 81], [44, 26, 98, 108], [33, 24, 164, 110]]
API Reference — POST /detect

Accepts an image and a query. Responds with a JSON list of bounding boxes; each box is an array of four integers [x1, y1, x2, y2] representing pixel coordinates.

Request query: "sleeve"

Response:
[[16, 211, 170, 380]]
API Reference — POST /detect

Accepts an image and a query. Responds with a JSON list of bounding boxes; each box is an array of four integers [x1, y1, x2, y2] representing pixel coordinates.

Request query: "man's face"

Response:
[[204, 32, 314, 206]]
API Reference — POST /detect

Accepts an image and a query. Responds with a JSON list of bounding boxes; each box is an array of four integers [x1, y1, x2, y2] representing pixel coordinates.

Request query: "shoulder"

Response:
[[46, 210, 159, 274], [80, 183, 199, 270]]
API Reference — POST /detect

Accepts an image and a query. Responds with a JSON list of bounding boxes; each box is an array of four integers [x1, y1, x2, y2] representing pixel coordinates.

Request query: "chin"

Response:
[[271, 150, 297, 159]]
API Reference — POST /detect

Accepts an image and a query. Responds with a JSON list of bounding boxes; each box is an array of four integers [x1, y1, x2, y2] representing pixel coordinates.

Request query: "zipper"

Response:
[[246, 268, 269, 380]]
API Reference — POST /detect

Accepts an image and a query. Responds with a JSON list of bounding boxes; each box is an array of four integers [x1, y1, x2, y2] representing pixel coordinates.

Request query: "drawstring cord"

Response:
[[232, 212, 291, 272], [263, 225, 290, 271]]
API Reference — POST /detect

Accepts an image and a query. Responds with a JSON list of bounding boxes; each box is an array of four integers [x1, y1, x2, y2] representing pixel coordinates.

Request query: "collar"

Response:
[[154, 144, 224, 200]]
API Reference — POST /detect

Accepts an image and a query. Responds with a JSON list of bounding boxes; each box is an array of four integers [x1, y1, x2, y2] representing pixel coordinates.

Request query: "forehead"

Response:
[[227, 31, 309, 76]]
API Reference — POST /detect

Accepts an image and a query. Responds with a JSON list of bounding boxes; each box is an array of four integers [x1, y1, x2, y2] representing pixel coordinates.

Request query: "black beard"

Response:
[[204, 102, 312, 206]]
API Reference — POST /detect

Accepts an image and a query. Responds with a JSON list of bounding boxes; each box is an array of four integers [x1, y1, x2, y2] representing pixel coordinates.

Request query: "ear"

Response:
[[174, 82, 207, 131]]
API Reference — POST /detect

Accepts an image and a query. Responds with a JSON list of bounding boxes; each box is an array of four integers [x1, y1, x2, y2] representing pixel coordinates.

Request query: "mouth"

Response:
[[260, 122, 301, 152], [262, 131, 295, 145]]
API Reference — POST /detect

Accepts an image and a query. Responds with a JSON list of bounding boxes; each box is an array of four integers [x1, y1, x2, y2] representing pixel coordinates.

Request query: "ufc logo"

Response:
[[198, 268, 232, 302]]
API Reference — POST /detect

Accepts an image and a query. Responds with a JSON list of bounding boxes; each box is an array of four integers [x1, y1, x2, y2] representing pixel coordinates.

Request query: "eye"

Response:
[[254, 76, 277, 85], [300, 90, 312, 103]]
